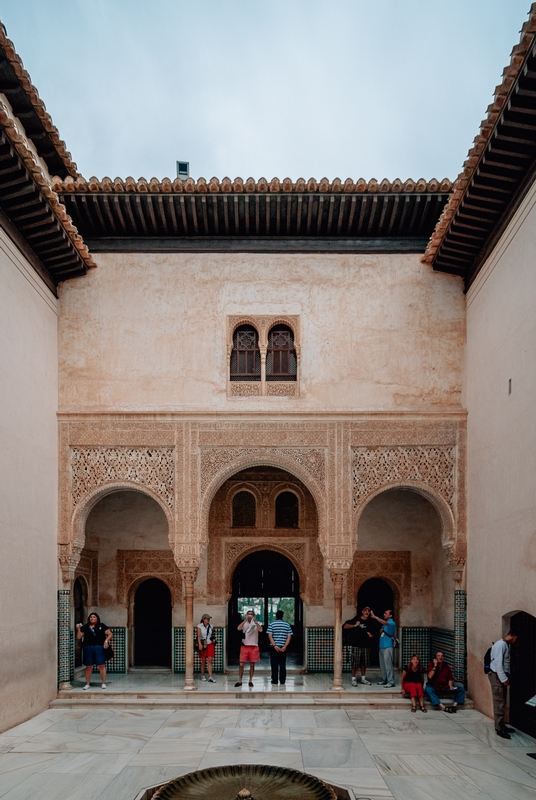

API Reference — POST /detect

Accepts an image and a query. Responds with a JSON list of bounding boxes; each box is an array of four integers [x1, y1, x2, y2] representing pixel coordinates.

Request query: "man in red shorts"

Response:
[[235, 610, 263, 687]]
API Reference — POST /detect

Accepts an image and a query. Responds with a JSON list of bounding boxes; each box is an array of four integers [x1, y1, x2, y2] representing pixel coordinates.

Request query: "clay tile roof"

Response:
[[52, 175, 452, 194], [0, 100, 95, 280], [0, 23, 78, 178], [423, 3, 536, 282]]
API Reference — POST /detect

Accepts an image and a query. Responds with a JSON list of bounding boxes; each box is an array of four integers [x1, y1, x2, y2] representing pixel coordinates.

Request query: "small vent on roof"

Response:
[[176, 161, 189, 179]]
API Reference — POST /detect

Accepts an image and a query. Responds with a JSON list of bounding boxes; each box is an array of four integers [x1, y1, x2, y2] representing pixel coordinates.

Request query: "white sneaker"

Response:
[[360, 677, 371, 685], [101, 684, 107, 690], [208, 677, 216, 683], [200, 675, 207, 681], [351, 678, 358, 686], [83, 684, 90, 690]]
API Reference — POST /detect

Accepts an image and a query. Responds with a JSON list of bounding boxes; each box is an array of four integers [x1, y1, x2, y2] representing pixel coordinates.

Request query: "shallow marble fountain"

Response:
[[151, 764, 337, 799]]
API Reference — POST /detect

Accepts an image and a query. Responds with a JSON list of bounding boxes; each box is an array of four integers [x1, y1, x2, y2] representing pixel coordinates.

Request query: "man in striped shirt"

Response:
[[267, 610, 293, 685]]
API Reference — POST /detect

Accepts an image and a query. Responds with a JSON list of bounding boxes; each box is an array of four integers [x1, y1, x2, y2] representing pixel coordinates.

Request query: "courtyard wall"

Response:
[[466, 179, 536, 716], [0, 228, 58, 731]]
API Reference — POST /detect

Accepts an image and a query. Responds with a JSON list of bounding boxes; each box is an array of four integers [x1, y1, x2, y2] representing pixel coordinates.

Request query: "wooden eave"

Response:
[[424, 4, 536, 287], [0, 25, 77, 179], [55, 177, 451, 252], [0, 126, 93, 288]]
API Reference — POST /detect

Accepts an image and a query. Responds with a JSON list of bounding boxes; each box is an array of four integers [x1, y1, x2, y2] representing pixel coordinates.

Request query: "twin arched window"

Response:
[[230, 324, 296, 382], [232, 489, 299, 528]]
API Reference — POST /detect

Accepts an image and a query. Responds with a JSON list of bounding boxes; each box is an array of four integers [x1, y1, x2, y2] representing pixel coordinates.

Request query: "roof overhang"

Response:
[[423, 6, 536, 288], [55, 176, 452, 253]]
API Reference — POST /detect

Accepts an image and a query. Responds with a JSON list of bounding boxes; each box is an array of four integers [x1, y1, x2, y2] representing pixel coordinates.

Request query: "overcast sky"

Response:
[[0, 0, 531, 181]]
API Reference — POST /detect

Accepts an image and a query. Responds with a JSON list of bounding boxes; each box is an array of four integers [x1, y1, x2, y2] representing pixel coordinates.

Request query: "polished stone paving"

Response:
[[1, 704, 536, 799]]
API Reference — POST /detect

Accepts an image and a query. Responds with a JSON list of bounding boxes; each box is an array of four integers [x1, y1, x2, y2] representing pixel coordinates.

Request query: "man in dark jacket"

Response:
[[344, 606, 374, 686]]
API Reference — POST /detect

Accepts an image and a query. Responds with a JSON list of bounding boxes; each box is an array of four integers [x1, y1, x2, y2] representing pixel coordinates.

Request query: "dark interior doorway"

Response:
[[73, 576, 87, 668], [228, 550, 303, 665], [134, 578, 172, 667], [357, 577, 395, 667], [510, 611, 536, 737]]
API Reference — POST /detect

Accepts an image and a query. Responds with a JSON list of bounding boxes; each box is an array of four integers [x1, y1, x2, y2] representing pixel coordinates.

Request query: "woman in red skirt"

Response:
[[401, 654, 427, 712]]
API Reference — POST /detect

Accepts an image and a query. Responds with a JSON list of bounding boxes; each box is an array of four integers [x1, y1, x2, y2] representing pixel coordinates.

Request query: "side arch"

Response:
[[62, 482, 173, 580], [354, 481, 456, 558]]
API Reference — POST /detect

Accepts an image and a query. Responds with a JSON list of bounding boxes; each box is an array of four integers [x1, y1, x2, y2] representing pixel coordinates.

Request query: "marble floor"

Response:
[[1, 704, 536, 799]]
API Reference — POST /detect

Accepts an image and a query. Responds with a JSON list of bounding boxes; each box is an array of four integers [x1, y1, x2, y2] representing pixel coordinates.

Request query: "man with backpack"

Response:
[[488, 631, 518, 738], [370, 608, 396, 688], [344, 606, 374, 686]]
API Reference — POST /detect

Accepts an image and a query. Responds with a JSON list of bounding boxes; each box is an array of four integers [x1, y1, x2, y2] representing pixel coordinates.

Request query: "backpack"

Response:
[[342, 625, 352, 647], [484, 644, 493, 674]]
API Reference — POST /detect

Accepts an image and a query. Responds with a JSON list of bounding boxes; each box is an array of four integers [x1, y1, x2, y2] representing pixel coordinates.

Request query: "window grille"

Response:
[[266, 325, 297, 381], [275, 491, 299, 528], [232, 491, 256, 527], [230, 325, 261, 381]]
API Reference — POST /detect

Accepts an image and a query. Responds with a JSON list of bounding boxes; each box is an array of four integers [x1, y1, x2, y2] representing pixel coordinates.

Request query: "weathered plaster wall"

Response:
[[355, 489, 453, 629], [0, 229, 58, 732], [58, 252, 464, 413], [466, 180, 536, 717]]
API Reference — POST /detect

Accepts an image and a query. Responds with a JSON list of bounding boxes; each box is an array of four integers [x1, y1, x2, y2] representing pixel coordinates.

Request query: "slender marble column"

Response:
[[57, 589, 72, 690], [330, 570, 346, 691], [181, 569, 198, 691]]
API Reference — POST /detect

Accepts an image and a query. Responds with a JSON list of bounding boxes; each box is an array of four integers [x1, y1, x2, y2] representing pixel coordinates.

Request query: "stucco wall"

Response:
[[466, 181, 536, 716], [0, 229, 58, 732], [58, 252, 464, 413]]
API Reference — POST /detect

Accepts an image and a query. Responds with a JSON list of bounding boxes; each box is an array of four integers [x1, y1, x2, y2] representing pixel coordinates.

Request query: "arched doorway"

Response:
[[73, 576, 88, 668], [509, 611, 536, 737], [228, 550, 303, 666], [357, 577, 395, 666], [134, 578, 172, 667]]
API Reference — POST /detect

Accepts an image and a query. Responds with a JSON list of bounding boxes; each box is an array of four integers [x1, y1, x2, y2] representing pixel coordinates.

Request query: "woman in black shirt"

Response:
[[76, 613, 112, 690], [401, 654, 427, 712]]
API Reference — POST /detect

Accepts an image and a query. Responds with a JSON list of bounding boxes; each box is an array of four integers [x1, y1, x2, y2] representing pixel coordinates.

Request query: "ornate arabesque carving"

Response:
[[71, 447, 174, 509], [266, 383, 296, 396], [117, 550, 182, 606], [230, 383, 262, 396], [352, 446, 455, 509], [347, 550, 412, 607], [200, 447, 325, 494]]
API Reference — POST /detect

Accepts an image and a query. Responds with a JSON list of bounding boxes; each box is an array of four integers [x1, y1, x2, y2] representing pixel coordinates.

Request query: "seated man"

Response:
[[424, 650, 465, 712]]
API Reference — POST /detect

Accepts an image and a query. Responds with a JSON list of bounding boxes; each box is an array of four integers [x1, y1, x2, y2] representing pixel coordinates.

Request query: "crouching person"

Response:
[[424, 650, 465, 712]]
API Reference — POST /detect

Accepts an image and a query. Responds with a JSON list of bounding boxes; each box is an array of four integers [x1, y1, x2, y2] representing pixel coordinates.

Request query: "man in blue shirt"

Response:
[[267, 610, 293, 685], [371, 608, 396, 687]]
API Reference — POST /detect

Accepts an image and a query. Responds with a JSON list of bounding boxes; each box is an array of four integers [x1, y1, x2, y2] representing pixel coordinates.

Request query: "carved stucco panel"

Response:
[[200, 447, 326, 496], [71, 447, 174, 509], [117, 550, 182, 606], [347, 550, 412, 607]]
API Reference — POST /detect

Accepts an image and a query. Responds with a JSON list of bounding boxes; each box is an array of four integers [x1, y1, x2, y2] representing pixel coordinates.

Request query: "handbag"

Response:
[[105, 645, 114, 662]]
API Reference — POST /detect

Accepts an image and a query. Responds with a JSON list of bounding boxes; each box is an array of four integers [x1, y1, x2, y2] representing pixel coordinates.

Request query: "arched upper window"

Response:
[[275, 491, 299, 528], [232, 491, 256, 527], [230, 325, 261, 382], [266, 325, 297, 381]]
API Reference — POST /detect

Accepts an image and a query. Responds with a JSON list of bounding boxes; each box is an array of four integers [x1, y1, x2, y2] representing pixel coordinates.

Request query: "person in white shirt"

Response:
[[235, 610, 263, 687], [489, 630, 518, 738]]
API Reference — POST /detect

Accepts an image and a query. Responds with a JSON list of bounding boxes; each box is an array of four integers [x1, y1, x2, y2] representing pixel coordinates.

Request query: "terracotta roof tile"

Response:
[[0, 24, 78, 178], [52, 175, 452, 195], [0, 101, 95, 269], [423, 3, 536, 265]]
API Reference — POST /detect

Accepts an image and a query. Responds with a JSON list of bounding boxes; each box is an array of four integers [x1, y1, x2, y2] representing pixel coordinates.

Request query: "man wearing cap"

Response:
[[197, 614, 216, 682]]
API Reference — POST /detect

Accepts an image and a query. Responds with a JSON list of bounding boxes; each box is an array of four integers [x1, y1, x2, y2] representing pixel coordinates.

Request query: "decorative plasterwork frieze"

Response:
[[347, 550, 412, 607], [117, 550, 182, 606]]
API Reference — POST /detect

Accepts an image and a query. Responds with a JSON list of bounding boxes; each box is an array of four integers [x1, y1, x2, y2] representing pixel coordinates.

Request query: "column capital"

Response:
[[179, 568, 198, 590]]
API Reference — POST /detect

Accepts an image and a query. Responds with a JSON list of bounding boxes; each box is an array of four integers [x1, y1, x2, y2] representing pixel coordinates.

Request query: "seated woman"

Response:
[[401, 654, 427, 712]]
